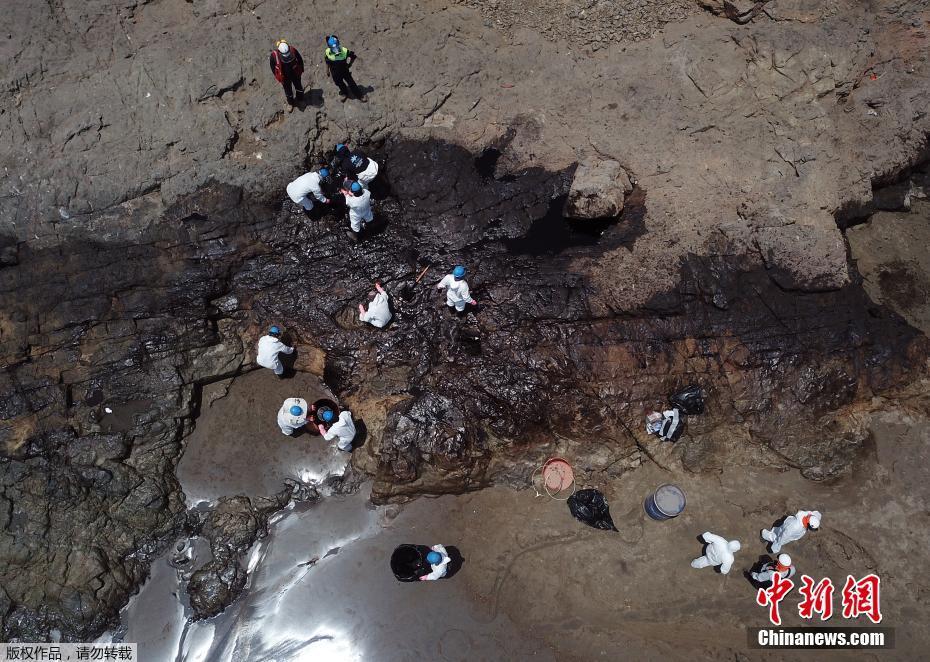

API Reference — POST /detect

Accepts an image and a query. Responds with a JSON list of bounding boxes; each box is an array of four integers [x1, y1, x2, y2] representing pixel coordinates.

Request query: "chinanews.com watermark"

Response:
[[750, 571, 894, 650], [750, 627, 894, 649]]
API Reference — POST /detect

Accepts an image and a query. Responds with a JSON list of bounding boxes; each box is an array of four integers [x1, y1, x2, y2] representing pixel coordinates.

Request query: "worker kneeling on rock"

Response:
[[359, 281, 392, 328], [762, 510, 821, 553], [342, 181, 373, 240], [437, 265, 477, 313], [278, 397, 308, 435], [751, 554, 796, 586], [691, 532, 740, 574], [256, 326, 294, 377], [317, 408, 356, 452], [335, 143, 379, 188], [286, 168, 331, 214], [419, 544, 451, 581]]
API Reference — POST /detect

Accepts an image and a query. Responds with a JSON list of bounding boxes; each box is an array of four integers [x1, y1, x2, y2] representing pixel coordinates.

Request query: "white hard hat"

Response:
[[728, 540, 741, 552], [277, 41, 290, 54], [808, 515, 820, 529], [777, 553, 792, 566]]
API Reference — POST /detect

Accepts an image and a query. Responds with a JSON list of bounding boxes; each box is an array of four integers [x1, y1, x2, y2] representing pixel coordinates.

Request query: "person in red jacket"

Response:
[[269, 39, 304, 111]]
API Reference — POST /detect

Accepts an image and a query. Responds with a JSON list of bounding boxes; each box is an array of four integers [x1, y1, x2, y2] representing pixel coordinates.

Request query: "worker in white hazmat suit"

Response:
[[419, 544, 451, 581], [762, 510, 821, 553], [256, 326, 294, 376], [358, 281, 392, 328], [317, 408, 356, 452], [342, 181, 373, 238], [286, 168, 331, 212], [436, 265, 477, 313], [751, 554, 796, 586], [690, 532, 741, 574], [355, 157, 379, 188], [277, 397, 308, 435]]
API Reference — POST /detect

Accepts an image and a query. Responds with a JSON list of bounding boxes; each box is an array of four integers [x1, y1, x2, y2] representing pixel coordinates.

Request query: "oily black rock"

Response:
[[1, 137, 928, 640]]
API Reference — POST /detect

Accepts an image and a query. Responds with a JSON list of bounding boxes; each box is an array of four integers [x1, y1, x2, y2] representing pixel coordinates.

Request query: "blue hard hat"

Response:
[[452, 265, 466, 279], [321, 409, 334, 422], [350, 182, 363, 194], [269, 325, 281, 335], [319, 167, 330, 178], [289, 405, 303, 416], [327, 35, 340, 49], [426, 551, 442, 565]]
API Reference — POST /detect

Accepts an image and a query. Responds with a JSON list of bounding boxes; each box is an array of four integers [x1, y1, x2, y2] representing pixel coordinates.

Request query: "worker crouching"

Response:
[[277, 398, 308, 436], [419, 545, 451, 581], [317, 408, 357, 452], [359, 281, 392, 328], [691, 531, 741, 574], [750, 554, 796, 587], [334, 143, 379, 189], [256, 325, 294, 377], [286, 168, 331, 214]]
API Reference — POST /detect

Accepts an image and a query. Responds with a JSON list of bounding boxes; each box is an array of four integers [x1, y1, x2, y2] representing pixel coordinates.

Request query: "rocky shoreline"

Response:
[[2, 0, 930, 642]]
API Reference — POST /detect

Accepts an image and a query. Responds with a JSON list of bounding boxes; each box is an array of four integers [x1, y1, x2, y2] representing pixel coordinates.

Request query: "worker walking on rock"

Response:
[[342, 181, 373, 240], [691, 532, 741, 574], [269, 39, 305, 111], [359, 281, 392, 328], [324, 35, 366, 102], [419, 544, 451, 581], [762, 510, 821, 553], [277, 397, 308, 436], [751, 554, 796, 587], [335, 144, 379, 188], [437, 266, 477, 313], [286, 168, 332, 214], [317, 408, 356, 452], [256, 326, 294, 377]]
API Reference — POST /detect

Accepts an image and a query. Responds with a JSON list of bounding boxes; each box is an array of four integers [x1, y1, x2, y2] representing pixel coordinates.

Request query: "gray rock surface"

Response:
[[1, 0, 929, 642], [187, 494, 288, 619], [563, 160, 633, 219]]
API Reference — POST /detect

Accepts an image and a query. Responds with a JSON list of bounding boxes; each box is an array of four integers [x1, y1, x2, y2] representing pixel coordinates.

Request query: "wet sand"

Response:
[[118, 372, 930, 661], [176, 370, 348, 504]]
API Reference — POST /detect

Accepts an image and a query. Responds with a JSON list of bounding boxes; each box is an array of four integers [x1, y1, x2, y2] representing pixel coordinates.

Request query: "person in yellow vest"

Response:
[[324, 35, 366, 103]]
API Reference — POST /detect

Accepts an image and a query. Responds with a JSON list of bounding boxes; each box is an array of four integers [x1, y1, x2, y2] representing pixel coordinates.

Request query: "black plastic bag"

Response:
[[390, 544, 431, 582], [669, 384, 704, 415], [567, 489, 618, 532]]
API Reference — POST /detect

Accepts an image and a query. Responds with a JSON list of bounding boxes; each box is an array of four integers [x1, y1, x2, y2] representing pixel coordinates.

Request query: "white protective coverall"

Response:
[[420, 544, 451, 581], [322, 410, 356, 451], [762, 510, 821, 553], [286, 172, 328, 211], [360, 291, 392, 328], [277, 397, 308, 435], [344, 189, 374, 232], [437, 274, 472, 312], [356, 158, 379, 188], [256, 335, 294, 375], [690, 532, 741, 574]]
